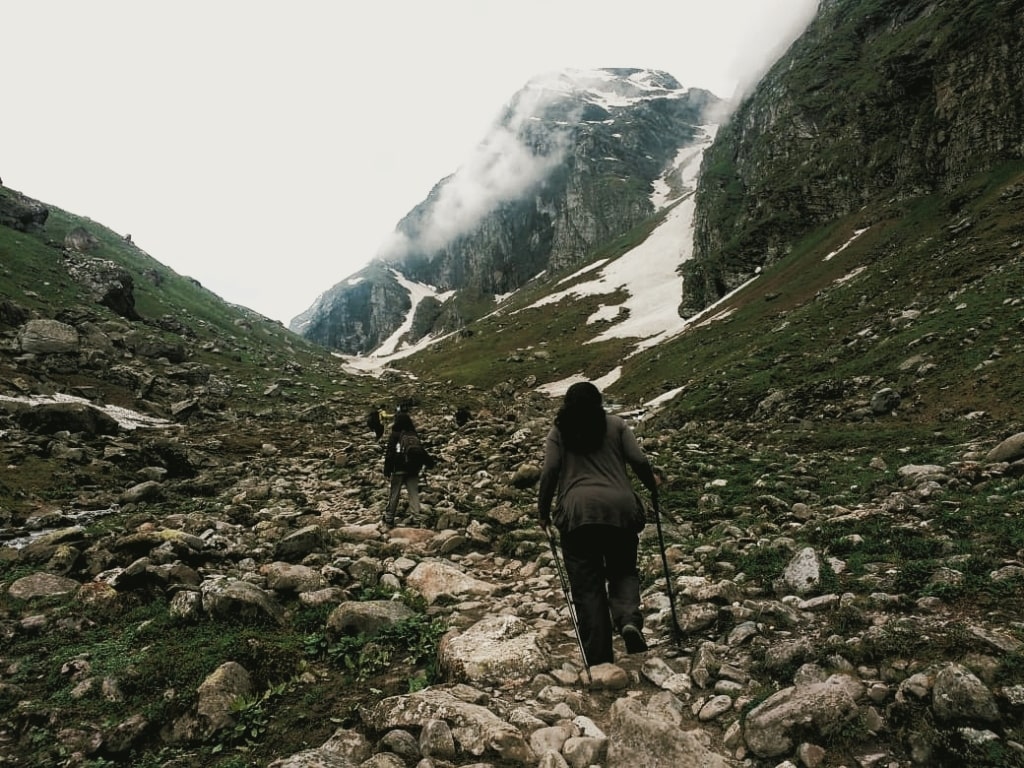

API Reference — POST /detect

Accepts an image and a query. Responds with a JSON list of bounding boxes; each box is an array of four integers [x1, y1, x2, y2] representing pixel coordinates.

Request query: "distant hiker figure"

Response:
[[538, 381, 659, 666], [366, 406, 385, 439], [382, 411, 434, 528], [455, 406, 471, 427]]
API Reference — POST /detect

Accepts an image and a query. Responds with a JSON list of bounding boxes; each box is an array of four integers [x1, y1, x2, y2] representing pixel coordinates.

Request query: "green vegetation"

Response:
[[0, 578, 448, 765], [0, 201, 375, 419], [305, 613, 446, 685]]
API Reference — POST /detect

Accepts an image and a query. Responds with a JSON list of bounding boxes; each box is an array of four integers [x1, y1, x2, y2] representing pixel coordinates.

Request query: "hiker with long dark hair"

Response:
[[538, 381, 659, 665]]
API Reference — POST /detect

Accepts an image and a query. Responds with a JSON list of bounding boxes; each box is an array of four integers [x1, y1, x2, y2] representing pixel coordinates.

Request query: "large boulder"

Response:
[[987, 431, 1024, 463], [17, 401, 120, 436], [62, 252, 141, 320], [438, 615, 551, 687], [742, 674, 862, 758], [266, 728, 372, 768], [195, 661, 253, 736], [200, 577, 286, 625], [64, 226, 100, 252], [605, 692, 735, 767], [405, 559, 497, 605], [0, 299, 31, 328], [326, 600, 415, 639], [932, 662, 1001, 723], [360, 687, 534, 762], [8, 572, 81, 601], [18, 318, 79, 355]]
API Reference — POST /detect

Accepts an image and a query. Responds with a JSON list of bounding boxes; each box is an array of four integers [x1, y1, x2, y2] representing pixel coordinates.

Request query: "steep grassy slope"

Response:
[[631, 163, 1024, 429], [0, 199, 382, 412], [0, 192, 398, 523], [396, 161, 1024, 438]]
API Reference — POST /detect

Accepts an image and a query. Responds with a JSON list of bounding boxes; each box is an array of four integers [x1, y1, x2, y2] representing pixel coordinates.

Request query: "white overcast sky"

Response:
[[3, 1, 818, 325]]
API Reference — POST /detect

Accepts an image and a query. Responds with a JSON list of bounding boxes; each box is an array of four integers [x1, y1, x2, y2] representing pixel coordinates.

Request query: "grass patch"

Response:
[[304, 613, 447, 687]]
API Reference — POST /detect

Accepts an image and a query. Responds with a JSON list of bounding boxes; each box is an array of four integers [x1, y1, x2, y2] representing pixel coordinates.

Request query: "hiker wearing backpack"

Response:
[[538, 381, 659, 666], [382, 411, 433, 528], [366, 406, 385, 439]]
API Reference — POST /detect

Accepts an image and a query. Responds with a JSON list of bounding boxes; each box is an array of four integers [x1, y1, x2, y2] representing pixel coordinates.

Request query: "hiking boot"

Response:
[[622, 624, 648, 653]]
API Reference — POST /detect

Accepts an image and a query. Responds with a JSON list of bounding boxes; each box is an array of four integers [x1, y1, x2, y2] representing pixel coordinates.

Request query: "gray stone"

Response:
[[8, 572, 80, 601], [743, 676, 860, 758], [987, 432, 1024, 463], [326, 600, 415, 640], [438, 614, 551, 687], [18, 319, 79, 354], [932, 663, 1000, 723], [605, 695, 734, 767], [195, 662, 253, 737]]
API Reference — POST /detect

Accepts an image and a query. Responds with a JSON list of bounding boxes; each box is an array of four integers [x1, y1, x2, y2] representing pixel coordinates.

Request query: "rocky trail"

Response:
[[4, 379, 1024, 767]]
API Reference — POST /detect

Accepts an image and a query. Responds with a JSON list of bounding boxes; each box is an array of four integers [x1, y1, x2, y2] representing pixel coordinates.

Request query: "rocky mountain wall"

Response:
[[681, 0, 1024, 314], [293, 72, 717, 354]]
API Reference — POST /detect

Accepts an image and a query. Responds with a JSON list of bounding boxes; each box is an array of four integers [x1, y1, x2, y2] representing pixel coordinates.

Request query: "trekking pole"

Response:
[[652, 498, 684, 644], [546, 528, 593, 685]]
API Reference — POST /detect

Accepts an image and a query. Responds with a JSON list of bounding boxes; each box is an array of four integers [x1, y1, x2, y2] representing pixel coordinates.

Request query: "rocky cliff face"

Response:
[[681, 0, 1024, 314], [292, 69, 717, 355]]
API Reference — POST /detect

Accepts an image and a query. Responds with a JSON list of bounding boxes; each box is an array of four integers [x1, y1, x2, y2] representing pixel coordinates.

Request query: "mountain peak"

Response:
[[292, 68, 716, 353], [522, 67, 691, 109]]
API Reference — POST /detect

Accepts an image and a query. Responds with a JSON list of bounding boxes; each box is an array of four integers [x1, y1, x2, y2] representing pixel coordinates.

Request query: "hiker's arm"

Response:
[[622, 427, 659, 501], [537, 430, 561, 528]]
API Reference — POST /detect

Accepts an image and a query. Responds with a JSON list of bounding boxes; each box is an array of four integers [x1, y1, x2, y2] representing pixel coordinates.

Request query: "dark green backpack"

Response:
[[399, 431, 429, 473]]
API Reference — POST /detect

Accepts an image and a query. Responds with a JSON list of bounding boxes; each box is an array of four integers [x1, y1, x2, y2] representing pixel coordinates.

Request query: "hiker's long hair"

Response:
[[392, 412, 415, 434], [555, 381, 607, 454]]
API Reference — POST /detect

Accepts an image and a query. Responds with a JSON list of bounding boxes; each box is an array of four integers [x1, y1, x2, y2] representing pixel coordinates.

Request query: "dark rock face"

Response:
[[292, 262, 412, 355], [16, 401, 120, 436], [0, 187, 49, 232], [0, 300, 31, 328], [62, 250, 141, 320], [293, 69, 719, 355], [681, 0, 1024, 315]]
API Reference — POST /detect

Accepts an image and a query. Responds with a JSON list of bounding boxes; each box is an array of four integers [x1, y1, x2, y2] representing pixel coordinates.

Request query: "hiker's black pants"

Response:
[[560, 524, 642, 666]]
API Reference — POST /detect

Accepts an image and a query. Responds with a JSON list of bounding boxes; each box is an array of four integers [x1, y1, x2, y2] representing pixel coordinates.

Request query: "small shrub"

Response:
[[860, 620, 930, 661], [736, 546, 790, 586], [494, 532, 518, 558], [822, 710, 869, 753], [214, 682, 288, 752], [307, 614, 446, 683], [826, 603, 870, 636], [998, 649, 1024, 685], [893, 559, 937, 595]]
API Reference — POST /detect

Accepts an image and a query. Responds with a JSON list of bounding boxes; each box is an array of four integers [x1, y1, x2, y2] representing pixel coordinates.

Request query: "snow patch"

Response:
[[0, 393, 174, 430], [522, 126, 719, 357], [824, 227, 869, 261], [834, 266, 868, 285], [535, 367, 623, 398]]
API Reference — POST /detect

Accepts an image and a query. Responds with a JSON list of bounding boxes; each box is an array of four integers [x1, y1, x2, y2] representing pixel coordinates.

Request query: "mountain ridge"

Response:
[[290, 67, 719, 356]]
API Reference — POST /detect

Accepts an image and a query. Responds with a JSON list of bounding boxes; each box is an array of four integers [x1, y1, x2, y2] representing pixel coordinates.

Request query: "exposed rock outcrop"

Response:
[[682, 0, 1024, 314], [0, 187, 49, 231], [293, 69, 719, 354]]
